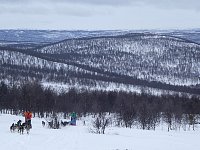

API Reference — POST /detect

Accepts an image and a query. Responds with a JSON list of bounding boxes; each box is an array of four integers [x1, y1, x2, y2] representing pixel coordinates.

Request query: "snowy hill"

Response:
[[1, 113, 200, 150], [1, 29, 200, 49], [34, 33, 200, 86], [0, 30, 129, 46], [0, 32, 200, 95], [1, 29, 200, 44]]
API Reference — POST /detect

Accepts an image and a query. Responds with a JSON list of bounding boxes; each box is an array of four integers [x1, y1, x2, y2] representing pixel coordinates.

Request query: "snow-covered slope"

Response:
[[1, 113, 200, 150], [34, 33, 200, 86], [0, 32, 200, 95]]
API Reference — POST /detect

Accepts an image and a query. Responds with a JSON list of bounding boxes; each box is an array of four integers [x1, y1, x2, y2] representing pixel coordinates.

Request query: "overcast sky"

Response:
[[0, 0, 200, 30]]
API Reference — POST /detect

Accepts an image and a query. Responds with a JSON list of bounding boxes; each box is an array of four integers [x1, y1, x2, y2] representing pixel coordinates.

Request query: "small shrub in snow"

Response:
[[91, 114, 110, 134]]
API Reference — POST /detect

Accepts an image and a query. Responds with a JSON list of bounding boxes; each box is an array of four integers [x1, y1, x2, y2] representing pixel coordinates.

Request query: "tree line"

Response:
[[0, 81, 200, 131]]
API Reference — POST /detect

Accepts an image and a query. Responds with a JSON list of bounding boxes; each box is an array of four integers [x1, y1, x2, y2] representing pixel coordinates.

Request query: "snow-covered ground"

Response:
[[1, 114, 200, 150]]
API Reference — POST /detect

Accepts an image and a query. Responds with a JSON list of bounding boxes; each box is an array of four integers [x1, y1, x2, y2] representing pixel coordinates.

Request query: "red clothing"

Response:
[[24, 111, 32, 120]]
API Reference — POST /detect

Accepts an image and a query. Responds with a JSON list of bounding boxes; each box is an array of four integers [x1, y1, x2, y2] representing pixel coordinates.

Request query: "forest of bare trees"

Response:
[[0, 81, 200, 131]]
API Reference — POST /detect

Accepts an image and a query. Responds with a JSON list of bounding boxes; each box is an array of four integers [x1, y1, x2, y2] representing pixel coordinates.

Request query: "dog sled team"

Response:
[[10, 111, 77, 133], [10, 111, 32, 134], [60, 112, 77, 126], [42, 112, 77, 129]]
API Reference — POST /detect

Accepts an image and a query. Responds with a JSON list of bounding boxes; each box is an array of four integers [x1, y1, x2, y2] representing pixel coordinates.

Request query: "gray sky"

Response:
[[0, 0, 200, 30]]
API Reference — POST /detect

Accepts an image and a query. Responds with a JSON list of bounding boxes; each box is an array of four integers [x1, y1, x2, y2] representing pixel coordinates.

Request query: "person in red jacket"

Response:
[[24, 111, 32, 128]]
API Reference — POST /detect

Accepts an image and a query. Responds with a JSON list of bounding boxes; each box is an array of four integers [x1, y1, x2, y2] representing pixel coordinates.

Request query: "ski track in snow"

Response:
[[1, 114, 200, 150]]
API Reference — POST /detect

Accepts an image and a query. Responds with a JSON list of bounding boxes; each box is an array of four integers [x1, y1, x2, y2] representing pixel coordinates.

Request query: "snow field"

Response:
[[1, 114, 200, 150]]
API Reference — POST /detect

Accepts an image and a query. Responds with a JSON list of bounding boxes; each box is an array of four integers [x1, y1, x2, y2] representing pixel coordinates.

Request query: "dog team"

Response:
[[10, 111, 32, 134]]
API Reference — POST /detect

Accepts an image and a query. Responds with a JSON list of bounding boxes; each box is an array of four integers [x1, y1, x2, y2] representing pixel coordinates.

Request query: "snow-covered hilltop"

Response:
[[0, 31, 200, 95], [35, 33, 200, 86]]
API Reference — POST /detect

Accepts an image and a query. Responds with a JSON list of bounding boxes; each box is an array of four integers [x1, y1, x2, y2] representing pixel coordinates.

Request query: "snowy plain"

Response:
[[1, 114, 200, 150]]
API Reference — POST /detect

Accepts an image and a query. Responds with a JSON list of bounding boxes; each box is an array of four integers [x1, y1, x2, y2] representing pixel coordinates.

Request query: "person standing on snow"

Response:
[[70, 112, 77, 126], [24, 111, 32, 128]]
